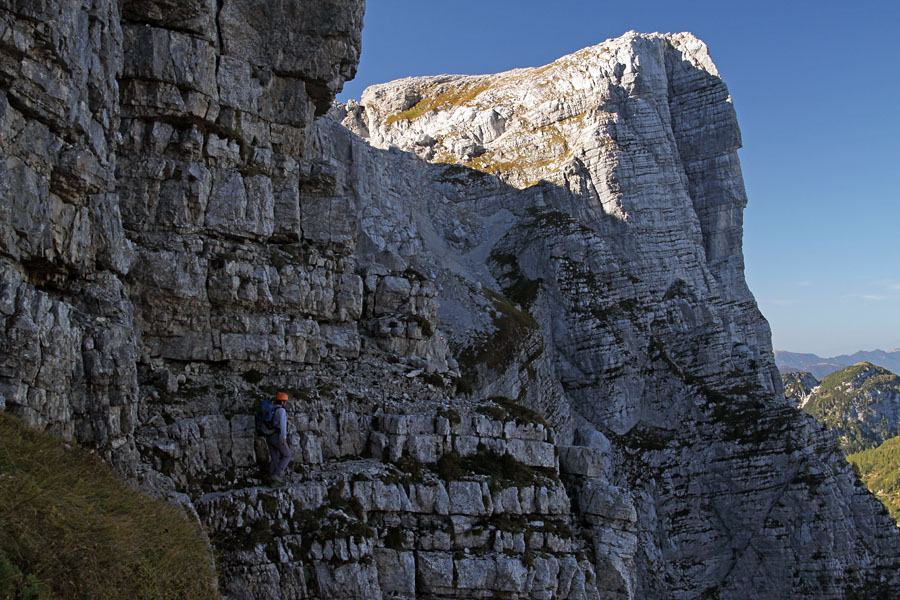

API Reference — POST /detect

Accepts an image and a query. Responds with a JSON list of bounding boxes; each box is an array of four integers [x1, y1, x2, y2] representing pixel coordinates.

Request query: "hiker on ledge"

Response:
[[267, 392, 291, 483]]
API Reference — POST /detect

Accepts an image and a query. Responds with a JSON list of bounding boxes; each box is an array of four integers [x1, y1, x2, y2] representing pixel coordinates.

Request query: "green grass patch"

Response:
[[0, 552, 45, 599], [848, 434, 900, 525], [488, 251, 543, 310], [476, 396, 549, 429], [457, 288, 539, 376], [380, 455, 426, 488], [524, 208, 595, 236], [293, 506, 376, 559], [437, 163, 491, 184], [241, 369, 264, 384], [437, 408, 461, 427], [477, 405, 507, 421], [0, 412, 217, 599], [384, 80, 493, 125], [382, 527, 406, 551], [434, 445, 556, 490], [489, 395, 549, 429], [422, 372, 444, 387], [453, 375, 475, 397]]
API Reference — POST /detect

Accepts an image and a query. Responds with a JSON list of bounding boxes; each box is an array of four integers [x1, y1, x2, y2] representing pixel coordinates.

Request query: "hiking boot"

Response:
[[271, 475, 283, 485]]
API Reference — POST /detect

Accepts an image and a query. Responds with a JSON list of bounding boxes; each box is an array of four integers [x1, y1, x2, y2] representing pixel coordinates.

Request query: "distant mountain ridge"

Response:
[[776, 349, 900, 379]]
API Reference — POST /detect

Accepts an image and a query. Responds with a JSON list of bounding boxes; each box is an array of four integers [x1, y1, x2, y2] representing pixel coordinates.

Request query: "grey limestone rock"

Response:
[[2, 2, 900, 599]]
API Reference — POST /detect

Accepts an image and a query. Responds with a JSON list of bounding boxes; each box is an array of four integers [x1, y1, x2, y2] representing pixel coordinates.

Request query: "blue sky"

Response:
[[337, 0, 900, 357]]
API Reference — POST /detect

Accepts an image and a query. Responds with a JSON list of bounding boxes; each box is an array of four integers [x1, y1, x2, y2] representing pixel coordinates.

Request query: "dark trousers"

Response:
[[266, 433, 291, 477]]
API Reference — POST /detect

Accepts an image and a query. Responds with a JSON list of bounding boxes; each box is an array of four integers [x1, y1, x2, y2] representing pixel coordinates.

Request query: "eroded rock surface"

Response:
[[1, 3, 898, 599]]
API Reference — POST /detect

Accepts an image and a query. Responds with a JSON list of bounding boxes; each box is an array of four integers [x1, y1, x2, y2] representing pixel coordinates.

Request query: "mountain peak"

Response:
[[354, 31, 729, 193], [802, 362, 900, 453]]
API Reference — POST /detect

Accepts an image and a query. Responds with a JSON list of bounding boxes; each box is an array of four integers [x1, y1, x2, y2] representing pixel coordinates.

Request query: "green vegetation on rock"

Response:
[[489, 251, 543, 310], [801, 362, 900, 453], [384, 80, 493, 125], [0, 412, 218, 600], [478, 395, 549, 429], [456, 287, 539, 377], [847, 434, 900, 525], [435, 444, 557, 490]]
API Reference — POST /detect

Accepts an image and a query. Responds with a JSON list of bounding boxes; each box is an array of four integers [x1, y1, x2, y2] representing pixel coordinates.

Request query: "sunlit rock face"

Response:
[[337, 31, 900, 598], [1, 2, 899, 598], [353, 32, 780, 426]]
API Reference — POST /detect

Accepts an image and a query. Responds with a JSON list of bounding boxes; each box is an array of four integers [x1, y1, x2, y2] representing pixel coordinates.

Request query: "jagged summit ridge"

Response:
[[349, 31, 749, 303], [344, 30, 772, 422], [353, 32, 723, 188]]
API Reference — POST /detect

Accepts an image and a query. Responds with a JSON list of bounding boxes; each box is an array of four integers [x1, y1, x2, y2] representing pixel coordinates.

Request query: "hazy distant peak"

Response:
[[776, 349, 900, 379]]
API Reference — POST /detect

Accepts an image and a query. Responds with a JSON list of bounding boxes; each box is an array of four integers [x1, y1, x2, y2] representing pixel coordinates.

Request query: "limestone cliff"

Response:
[[1, 2, 898, 599]]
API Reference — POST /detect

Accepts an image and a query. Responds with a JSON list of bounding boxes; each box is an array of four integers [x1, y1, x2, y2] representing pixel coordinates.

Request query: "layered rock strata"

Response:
[[1, 2, 899, 599], [195, 400, 632, 599]]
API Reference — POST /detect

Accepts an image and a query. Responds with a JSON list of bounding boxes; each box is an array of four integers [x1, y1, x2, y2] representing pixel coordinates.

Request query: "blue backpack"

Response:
[[255, 399, 278, 436]]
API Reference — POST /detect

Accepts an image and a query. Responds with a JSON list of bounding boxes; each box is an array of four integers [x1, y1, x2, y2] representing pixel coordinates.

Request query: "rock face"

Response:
[[1, 3, 899, 599], [782, 371, 819, 408], [0, 0, 365, 474]]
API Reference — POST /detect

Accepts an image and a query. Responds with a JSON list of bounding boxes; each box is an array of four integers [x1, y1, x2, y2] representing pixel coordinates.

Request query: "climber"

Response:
[[266, 391, 292, 484]]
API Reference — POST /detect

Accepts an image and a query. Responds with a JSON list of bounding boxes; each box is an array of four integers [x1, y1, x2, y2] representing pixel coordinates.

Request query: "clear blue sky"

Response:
[[338, 0, 900, 358]]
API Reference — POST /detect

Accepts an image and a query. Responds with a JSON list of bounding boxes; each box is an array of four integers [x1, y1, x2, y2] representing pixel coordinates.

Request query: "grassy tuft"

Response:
[[0, 412, 218, 599], [488, 251, 543, 309], [456, 288, 539, 377], [384, 80, 493, 125], [477, 405, 507, 421], [0, 552, 45, 599], [422, 372, 444, 387], [435, 451, 466, 481], [241, 369, 264, 384], [434, 445, 556, 489], [453, 375, 475, 396], [437, 408, 461, 427], [486, 395, 550, 429], [382, 527, 406, 551]]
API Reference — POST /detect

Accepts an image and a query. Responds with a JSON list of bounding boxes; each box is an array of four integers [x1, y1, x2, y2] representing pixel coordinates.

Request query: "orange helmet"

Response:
[[275, 392, 288, 402]]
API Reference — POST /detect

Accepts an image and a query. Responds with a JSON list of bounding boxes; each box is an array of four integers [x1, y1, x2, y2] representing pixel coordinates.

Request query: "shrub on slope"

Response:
[[848, 434, 900, 526]]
